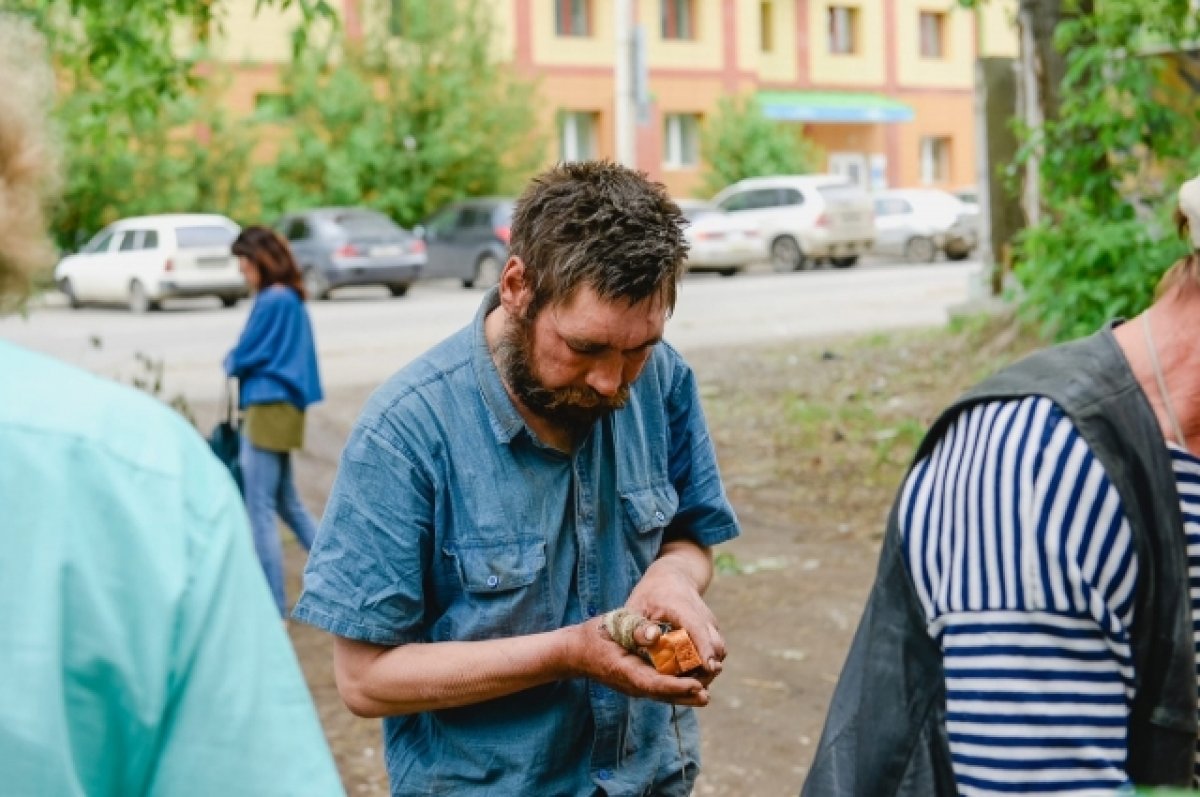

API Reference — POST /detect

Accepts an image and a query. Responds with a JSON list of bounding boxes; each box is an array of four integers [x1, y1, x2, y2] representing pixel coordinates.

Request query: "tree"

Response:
[[697, 95, 822, 199], [1012, 0, 1200, 339], [960, 0, 1199, 340], [254, 0, 545, 228], [4, 0, 333, 251]]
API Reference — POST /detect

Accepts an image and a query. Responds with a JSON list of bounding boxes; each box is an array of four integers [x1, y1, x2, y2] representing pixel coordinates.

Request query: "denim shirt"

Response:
[[294, 290, 739, 797]]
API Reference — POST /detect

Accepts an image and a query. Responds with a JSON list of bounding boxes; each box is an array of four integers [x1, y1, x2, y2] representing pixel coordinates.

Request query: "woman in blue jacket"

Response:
[[224, 226, 324, 616]]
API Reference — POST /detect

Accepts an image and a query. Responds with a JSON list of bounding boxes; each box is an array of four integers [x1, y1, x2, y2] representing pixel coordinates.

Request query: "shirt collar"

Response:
[[472, 288, 527, 445]]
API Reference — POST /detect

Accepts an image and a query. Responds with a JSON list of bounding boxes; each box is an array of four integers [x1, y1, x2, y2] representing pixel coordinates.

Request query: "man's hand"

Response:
[[563, 616, 709, 706], [624, 539, 726, 687]]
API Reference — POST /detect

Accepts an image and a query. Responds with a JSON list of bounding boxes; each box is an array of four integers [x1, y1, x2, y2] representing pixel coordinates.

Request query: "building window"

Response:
[[559, 111, 598, 162], [388, 0, 405, 37], [663, 114, 701, 169], [827, 5, 858, 54], [555, 0, 591, 37], [919, 11, 946, 58], [661, 0, 695, 41], [920, 136, 951, 184], [760, 1, 774, 52]]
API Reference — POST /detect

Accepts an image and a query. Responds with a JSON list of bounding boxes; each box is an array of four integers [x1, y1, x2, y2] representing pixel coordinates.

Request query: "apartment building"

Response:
[[210, 0, 1018, 198]]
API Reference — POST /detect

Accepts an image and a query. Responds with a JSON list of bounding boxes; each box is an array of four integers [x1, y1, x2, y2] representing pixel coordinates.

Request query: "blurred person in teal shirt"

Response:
[[0, 16, 344, 797]]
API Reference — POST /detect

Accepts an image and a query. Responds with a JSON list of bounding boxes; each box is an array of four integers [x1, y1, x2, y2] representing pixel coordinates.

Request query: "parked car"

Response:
[[676, 200, 762, 276], [55, 214, 244, 313], [710, 175, 875, 271], [415, 198, 514, 289], [872, 189, 977, 262], [275, 207, 424, 299]]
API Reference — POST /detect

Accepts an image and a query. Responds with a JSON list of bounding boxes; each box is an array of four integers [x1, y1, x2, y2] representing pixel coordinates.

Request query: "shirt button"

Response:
[[486, 575, 499, 588], [597, 769, 612, 781], [587, 604, 597, 617], [654, 510, 666, 523]]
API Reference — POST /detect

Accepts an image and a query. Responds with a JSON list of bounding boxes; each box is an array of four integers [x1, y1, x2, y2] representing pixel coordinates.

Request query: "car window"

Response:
[[284, 218, 312, 241], [335, 211, 403, 238], [426, 207, 462, 236], [143, 230, 159, 250], [176, 225, 237, 249], [720, 189, 780, 211], [82, 230, 114, 254], [117, 231, 139, 252], [458, 206, 493, 228], [779, 189, 804, 207]]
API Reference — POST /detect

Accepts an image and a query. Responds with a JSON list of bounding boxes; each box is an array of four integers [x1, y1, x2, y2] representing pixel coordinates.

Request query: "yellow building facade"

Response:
[[215, 0, 1018, 198]]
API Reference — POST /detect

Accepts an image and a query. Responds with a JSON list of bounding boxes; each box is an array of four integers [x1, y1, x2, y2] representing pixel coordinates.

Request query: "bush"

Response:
[[698, 95, 822, 198]]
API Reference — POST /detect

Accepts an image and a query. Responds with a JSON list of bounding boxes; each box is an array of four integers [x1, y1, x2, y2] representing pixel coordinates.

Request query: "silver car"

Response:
[[276, 208, 425, 299], [873, 189, 977, 263]]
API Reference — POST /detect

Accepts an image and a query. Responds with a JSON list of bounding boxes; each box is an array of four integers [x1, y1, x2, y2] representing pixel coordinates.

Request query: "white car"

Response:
[[677, 200, 763, 276], [55, 214, 246, 313], [873, 189, 977, 262], [711, 175, 875, 271]]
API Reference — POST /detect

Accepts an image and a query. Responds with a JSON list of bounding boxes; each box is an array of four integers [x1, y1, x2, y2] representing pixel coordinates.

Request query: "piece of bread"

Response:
[[648, 628, 703, 675]]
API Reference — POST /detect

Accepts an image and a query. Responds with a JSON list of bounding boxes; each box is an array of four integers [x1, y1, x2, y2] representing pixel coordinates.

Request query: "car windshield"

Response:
[[176, 225, 236, 249], [334, 211, 405, 238]]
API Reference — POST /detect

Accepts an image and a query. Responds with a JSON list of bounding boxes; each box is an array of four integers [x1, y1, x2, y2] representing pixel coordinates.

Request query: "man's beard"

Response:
[[495, 312, 631, 440]]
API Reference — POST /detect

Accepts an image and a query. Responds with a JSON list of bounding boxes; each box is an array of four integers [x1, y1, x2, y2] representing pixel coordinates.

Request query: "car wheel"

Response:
[[219, 295, 239, 308], [304, 268, 330, 300], [830, 256, 858, 269], [59, 278, 81, 309], [944, 244, 972, 261], [770, 236, 805, 272], [475, 254, 502, 289], [718, 267, 738, 278], [904, 236, 938, 264], [128, 280, 156, 314], [388, 284, 409, 298]]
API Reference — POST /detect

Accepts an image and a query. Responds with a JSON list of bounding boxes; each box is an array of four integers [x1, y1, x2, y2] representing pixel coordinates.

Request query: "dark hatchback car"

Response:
[[275, 207, 425, 299], [416, 198, 513, 289]]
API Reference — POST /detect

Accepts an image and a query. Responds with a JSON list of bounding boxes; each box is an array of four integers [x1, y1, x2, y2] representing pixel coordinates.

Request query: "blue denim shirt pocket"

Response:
[[443, 536, 550, 639], [620, 484, 680, 579]]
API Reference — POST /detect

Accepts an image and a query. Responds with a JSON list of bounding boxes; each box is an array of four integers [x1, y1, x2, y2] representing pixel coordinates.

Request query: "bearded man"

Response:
[[294, 161, 740, 797]]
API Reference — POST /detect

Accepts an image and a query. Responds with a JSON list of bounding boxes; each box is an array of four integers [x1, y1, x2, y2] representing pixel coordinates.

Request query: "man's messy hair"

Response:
[[508, 160, 688, 317], [0, 15, 61, 305]]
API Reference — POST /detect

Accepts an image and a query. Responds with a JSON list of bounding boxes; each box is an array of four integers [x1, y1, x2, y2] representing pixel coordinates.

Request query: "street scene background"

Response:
[[8, 0, 1200, 792]]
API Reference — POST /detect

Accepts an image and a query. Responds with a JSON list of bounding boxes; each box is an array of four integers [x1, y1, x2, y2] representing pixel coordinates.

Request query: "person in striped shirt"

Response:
[[804, 176, 1200, 796]]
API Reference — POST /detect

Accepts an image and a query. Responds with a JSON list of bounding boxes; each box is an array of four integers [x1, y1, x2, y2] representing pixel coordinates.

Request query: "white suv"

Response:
[[711, 175, 875, 271], [55, 214, 245, 313]]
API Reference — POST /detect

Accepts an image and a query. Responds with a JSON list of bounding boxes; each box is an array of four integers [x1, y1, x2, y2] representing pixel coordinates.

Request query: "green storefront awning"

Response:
[[757, 90, 915, 124]]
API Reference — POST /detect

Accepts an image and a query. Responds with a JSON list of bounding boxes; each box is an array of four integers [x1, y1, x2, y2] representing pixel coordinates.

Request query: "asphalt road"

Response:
[[1, 259, 981, 405]]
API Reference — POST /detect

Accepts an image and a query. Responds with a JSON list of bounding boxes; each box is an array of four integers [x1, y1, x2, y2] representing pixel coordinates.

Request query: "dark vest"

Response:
[[801, 324, 1196, 795]]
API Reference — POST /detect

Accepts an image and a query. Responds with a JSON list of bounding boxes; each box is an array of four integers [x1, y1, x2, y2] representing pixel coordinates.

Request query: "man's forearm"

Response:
[[651, 538, 715, 595], [335, 628, 581, 718]]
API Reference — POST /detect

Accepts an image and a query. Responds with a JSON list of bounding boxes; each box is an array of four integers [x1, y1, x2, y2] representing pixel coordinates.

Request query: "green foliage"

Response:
[[1012, 0, 1200, 340], [6, 0, 335, 252], [698, 95, 822, 199], [254, 0, 545, 228]]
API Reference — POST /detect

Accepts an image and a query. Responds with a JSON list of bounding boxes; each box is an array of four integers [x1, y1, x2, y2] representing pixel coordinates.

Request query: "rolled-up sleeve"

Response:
[[664, 358, 740, 547], [292, 421, 435, 646]]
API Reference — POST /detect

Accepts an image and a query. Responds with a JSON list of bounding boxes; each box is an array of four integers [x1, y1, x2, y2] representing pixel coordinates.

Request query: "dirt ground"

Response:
[[267, 316, 1035, 797]]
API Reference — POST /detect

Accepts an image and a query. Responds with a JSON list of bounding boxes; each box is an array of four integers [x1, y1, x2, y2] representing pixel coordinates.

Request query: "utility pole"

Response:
[[614, 0, 637, 168]]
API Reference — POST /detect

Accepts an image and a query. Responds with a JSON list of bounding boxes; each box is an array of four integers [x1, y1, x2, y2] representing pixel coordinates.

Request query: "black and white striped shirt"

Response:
[[899, 396, 1200, 794]]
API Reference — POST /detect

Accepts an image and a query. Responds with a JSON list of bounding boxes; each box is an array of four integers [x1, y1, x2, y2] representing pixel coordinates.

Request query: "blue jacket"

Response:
[[224, 286, 323, 411]]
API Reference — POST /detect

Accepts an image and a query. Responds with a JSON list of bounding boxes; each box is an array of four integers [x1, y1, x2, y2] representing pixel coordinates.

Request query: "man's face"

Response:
[[496, 284, 667, 439]]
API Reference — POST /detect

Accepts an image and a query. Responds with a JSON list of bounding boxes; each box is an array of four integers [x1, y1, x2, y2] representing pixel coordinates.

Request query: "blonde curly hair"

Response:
[[0, 15, 61, 303]]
